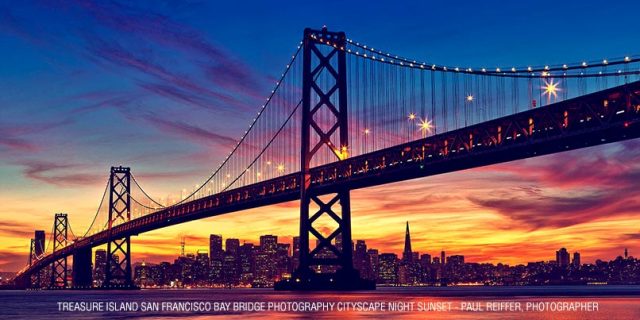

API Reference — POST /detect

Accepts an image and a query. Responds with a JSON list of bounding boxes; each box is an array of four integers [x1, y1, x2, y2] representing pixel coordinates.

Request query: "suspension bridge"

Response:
[[13, 27, 640, 290]]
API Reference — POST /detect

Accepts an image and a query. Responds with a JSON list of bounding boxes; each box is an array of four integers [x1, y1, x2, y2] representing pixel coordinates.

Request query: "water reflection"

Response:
[[0, 286, 639, 319]]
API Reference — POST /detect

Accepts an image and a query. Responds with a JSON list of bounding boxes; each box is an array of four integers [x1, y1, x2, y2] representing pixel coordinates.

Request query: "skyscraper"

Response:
[[209, 235, 223, 261], [354, 240, 371, 280], [238, 243, 255, 285], [94, 249, 107, 287], [222, 253, 238, 286], [556, 248, 570, 267], [378, 253, 398, 284], [275, 243, 291, 280], [260, 235, 277, 253], [225, 238, 240, 255], [419, 254, 432, 283], [402, 222, 412, 263], [367, 249, 379, 282], [572, 252, 581, 268], [254, 235, 278, 286], [292, 236, 300, 270]]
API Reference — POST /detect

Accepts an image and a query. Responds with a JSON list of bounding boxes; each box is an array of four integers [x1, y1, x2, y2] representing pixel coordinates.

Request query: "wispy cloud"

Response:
[[19, 160, 102, 187], [0, 120, 71, 154], [138, 112, 237, 148]]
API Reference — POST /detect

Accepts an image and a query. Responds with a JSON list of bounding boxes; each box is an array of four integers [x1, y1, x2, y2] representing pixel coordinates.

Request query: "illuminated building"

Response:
[[556, 248, 570, 268], [378, 253, 398, 285]]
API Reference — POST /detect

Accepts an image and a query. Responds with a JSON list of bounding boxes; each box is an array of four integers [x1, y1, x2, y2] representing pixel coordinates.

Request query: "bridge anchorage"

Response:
[[275, 27, 374, 290]]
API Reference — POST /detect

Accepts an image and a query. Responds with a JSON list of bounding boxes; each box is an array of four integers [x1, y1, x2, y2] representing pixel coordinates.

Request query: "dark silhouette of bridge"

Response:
[[14, 27, 640, 290]]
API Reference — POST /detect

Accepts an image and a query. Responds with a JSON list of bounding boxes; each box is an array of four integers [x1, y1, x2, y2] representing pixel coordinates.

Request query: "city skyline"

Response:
[[7, 222, 637, 289], [123, 223, 633, 271], [2, 1, 640, 275], [124, 223, 638, 289]]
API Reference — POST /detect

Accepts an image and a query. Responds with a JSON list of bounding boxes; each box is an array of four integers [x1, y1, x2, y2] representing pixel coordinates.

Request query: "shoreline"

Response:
[[2, 285, 640, 296]]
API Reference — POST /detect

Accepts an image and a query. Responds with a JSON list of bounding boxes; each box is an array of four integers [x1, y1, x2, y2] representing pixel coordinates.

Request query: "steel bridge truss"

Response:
[[50, 213, 68, 288], [104, 166, 134, 288]]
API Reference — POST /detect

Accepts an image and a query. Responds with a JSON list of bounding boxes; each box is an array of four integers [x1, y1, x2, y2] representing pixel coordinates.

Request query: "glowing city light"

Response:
[[408, 113, 416, 120], [466, 95, 474, 102], [277, 164, 285, 173], [364, 128, 371, 135]]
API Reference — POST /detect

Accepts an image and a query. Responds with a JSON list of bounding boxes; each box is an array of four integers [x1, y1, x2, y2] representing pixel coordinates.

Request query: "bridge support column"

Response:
[[28, 238, 39, 289], [275, 27, 373, 290], [103, 166, 134, 289], [72, 247, 93, 288], [50, 213, 68, 289]]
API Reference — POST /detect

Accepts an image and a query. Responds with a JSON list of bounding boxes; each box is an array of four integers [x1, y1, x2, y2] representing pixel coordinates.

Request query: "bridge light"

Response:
[[466, 95, 474, 102], [417, 118, 433, 137], [266, 161, 272, 165], [277, 164, 285, 173], [364, 128, 371, 135], [603, 59, 608, 65], [624, 56, 631, 62], [542, 78, 561, 102], [563, 64, 568, 69], [408, 113, 416, 120], [582, 61, 588, 67], [336, 146, 349, 160], [527, 66, 532, 72]]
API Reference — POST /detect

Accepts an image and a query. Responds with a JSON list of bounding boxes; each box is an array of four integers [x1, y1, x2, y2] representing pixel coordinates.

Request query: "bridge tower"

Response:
[[28, 238, 40, 288], [29, 230, 46, 288], [276, 27, 373, 290], [103, 166, 134, 288], [50, 213, 68, 289]]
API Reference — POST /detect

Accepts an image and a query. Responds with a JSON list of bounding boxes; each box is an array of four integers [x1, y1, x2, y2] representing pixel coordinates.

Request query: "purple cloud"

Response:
[[19, 160, 102, 187], [138, 112, 237, 148], [469, 141, 640, 229], [0, 120, 71, 154]]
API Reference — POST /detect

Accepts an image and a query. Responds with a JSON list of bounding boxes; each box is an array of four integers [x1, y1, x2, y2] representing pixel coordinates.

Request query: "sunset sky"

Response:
[[2, 1, 640, 272]]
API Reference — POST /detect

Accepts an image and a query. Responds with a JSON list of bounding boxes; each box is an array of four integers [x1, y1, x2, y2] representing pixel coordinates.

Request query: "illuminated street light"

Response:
[[466, 95, 474, 102], [408, 113, 416, 120]]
